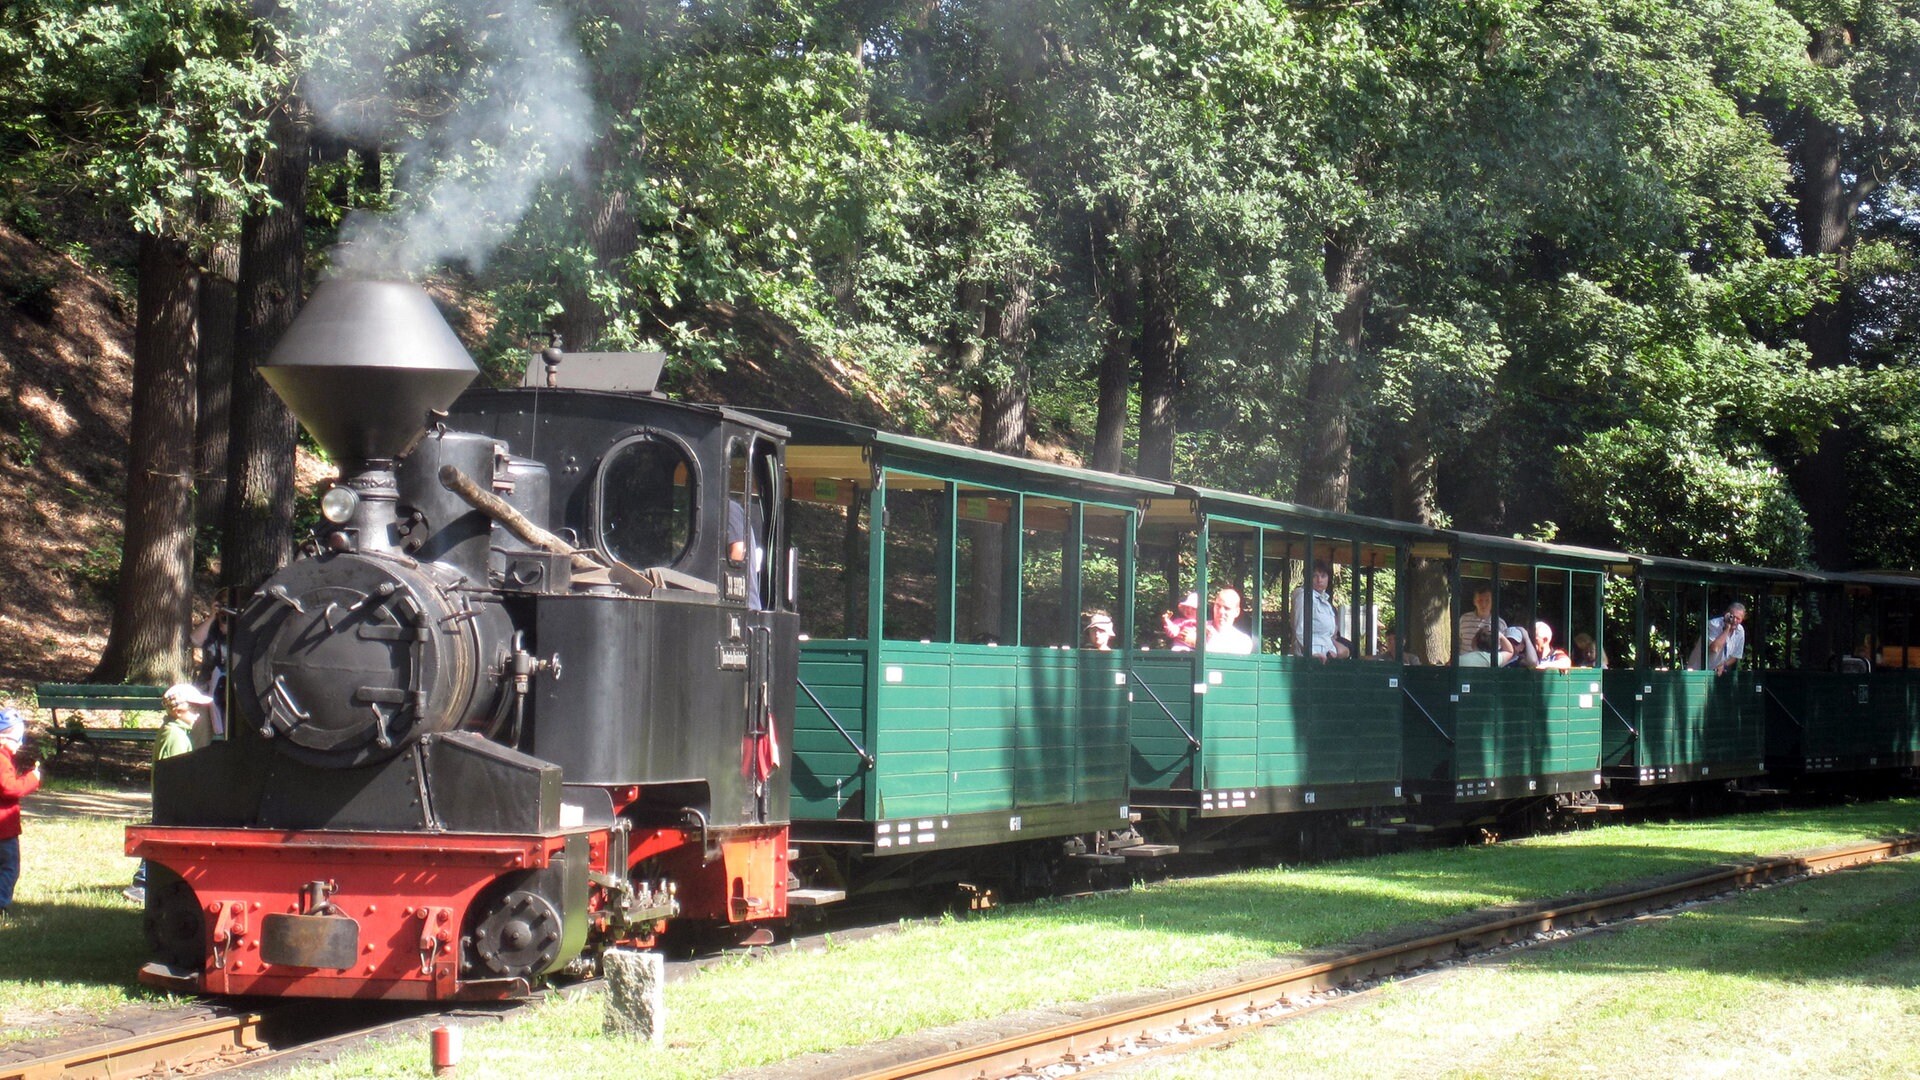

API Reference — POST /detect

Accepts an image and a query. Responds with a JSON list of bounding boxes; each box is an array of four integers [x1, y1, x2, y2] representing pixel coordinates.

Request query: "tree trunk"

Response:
[[1392, 415, 1451, 664], [974, 273, 1032, 457], [223, 93, 308, 597], [93, 232, 200, 684], [967, 270, 1032, 644], [1135, 242, 1180, 481], [1090, 202, 1136, 474], [553, 133, 639, 351], [194, 228, 238, 530], [1787, 25, 1876, 570], [1295, 234, 1368, 512]]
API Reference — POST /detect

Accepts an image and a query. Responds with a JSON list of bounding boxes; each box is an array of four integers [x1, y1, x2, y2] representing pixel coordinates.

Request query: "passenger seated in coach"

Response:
[[1458, 626, 1497, 667], [1293, 561, 1349, 662], [1458, 585, 1494, 657], [1571, 632, 1601, 668], [1374, 625, 1424, 665], [1204, 589, 1255, 654], [1162, 592, 1199, 652], [1082, 612, 1115, 651], [1533, 622, 1572, 669], [1502, 624, 1541, 669]]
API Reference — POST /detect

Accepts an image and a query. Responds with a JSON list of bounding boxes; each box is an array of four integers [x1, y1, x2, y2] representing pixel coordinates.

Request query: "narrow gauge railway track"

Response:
[[840, 833, 1920, 1080], [7, 827, 1913, 1080], [0, 1008, 274, 1080], [0, 999, 491, 1080]]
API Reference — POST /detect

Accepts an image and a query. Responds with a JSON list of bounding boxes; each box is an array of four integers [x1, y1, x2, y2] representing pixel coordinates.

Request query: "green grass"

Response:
[[287, 800, 1920, 1079], [1138, 853, 1920, 1078], [0, 816, 157, 1043]]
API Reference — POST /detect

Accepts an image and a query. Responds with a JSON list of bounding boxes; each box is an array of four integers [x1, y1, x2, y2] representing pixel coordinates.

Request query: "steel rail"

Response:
[[845, 833, 1920, 1080], [1, 1009, 269, 1080]]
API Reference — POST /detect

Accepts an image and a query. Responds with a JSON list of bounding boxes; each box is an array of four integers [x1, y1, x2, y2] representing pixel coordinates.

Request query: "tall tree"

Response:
[[59, 1, 275, 680], [223, 88, 307, 596], [1772, 0, 1920, 567], [94, 231, 200, 682]]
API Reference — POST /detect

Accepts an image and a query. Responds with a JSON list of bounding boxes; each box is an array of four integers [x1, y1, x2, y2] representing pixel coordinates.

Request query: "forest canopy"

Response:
[[1, 0, 1916, 680]]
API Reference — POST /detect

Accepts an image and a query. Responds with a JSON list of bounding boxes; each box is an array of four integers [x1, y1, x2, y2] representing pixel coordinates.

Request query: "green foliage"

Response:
[[0, 0, 283, 244], [1562, 421, 1812, 567]]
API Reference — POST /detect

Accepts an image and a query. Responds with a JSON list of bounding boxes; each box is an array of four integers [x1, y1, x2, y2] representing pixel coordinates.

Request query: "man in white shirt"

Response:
[[1688, 602, 1747, 674], [1205, 588, 1255, 655]]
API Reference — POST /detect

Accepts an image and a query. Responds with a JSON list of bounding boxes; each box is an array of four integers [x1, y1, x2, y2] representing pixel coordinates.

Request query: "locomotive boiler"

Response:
[[128, 280, 797, 999]]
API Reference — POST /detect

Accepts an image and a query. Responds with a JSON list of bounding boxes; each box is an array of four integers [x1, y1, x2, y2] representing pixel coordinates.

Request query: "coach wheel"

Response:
[[467, 888, 565, 981], [142, 867, 205, 970]]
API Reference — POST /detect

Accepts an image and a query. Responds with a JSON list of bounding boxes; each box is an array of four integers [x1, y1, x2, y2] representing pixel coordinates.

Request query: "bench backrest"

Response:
[[35, 683, 169, 711]]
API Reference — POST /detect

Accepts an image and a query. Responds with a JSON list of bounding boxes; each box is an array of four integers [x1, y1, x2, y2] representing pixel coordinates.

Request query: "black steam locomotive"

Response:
[[130, 280, 797, 999]]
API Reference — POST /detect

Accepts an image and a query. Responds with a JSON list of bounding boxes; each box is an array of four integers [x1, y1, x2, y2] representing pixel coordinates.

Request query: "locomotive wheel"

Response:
[[143, 867, 205, 970], [467, 889, 565, 980]]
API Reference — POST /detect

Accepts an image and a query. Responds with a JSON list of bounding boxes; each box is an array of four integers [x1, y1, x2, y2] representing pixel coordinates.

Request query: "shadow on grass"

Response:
[[996, 807, 1920, 960], [1491, 856, 1920, 988], [0, 891, 147, 991]]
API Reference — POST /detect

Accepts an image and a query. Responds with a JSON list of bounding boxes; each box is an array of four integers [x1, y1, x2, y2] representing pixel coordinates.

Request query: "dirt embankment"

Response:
[[0, 224, 135, 698]]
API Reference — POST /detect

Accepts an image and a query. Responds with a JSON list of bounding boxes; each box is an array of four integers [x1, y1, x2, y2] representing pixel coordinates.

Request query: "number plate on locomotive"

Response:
[[260, 913, 361, 970], [717, 643, 749, 669]]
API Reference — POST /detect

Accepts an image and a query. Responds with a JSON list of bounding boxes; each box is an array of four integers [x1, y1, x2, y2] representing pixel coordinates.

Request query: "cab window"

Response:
[[598, 435, 696, 568]]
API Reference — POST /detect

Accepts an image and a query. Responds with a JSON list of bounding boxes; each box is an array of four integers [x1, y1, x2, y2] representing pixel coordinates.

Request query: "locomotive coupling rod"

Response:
[[438, 464, 603, 574]]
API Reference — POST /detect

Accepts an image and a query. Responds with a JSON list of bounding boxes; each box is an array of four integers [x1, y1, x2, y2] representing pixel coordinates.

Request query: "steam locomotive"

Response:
[[130, 280, 796, 999], [129, 278, 1920, 1003]]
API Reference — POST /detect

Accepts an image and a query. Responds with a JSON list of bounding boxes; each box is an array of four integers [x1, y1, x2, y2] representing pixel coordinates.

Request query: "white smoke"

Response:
[[301, 0, 594, 278]]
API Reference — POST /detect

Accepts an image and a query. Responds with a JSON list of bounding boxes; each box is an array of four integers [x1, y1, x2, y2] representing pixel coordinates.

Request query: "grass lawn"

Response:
[[0, 816, 157, 1043], [281, 800, 1920, 1080], [1138, 852, 1920, 1079]]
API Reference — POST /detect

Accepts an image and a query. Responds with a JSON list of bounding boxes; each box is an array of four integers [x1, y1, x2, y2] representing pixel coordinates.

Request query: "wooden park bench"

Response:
[[35, 683, 167, 758]]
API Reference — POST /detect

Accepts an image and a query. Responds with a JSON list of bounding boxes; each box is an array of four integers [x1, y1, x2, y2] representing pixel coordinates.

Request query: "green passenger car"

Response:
[[1126, 489, 1421, 819], [769, 414, 1172, 854]]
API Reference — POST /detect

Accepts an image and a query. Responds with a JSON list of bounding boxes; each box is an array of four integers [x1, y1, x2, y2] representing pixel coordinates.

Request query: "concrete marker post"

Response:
[[603, 947, 666, 1043]]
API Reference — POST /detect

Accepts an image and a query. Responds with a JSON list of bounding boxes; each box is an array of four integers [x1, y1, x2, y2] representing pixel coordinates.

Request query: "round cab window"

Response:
[[598, 437, 695, 569]]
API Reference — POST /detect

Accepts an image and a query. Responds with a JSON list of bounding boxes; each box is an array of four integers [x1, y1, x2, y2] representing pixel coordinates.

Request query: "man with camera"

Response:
[[1689, 602, 1747, 675]]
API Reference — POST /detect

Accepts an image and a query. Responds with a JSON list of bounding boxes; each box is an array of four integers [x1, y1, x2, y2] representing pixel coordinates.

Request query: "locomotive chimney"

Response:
[[261, 279, 479, 467]]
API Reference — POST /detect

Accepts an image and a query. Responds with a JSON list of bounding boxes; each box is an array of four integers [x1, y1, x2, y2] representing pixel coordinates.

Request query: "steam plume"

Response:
[[301, 0, 594, 278]]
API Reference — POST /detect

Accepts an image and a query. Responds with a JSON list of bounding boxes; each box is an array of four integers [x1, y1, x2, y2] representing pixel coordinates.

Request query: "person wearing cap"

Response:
[[127, 683, 213, 902], [1162, 592, 1199, 652], [1083, 611, 1116, 651], [0, 706, 44, 916], [1501, 623, 1541, 669]]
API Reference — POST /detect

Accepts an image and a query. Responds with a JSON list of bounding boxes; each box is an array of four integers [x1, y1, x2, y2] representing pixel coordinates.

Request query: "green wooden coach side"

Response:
[[1765, 671, 1920, 773], [1402, 666, 1604, 802], [1124, 488, 1421, 817], [1129, 653, 1404, 813], [770, 411, 1171, 854], [1601, 670, 1768, 783]]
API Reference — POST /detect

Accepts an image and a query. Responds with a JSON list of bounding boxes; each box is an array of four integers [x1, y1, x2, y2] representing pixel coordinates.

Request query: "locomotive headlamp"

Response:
[[320, 485, 359, 524]]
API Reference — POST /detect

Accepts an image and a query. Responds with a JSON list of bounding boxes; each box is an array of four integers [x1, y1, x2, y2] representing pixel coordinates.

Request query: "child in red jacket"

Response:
[[0, 707, 44, 916]]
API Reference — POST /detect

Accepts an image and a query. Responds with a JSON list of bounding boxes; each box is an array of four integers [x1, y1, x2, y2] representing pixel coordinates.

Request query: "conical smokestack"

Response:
[[262, 279, 479, 463]]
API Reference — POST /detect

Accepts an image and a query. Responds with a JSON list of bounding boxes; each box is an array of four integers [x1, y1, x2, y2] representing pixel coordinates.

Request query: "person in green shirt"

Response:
[[125, 683, 213, 903]]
